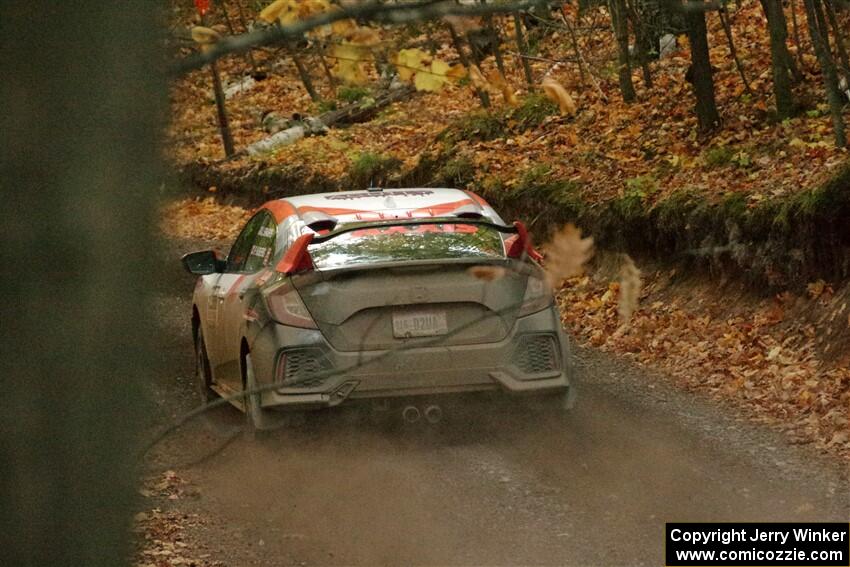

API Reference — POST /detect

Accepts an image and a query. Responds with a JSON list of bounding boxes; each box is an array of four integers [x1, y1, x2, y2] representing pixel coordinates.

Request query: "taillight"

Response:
[[263, 282, 317, 329], [518, 273, 553, 316]]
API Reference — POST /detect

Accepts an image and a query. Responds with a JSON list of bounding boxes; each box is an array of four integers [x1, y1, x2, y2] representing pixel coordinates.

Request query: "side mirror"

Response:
[[181, 250, 224, 275]]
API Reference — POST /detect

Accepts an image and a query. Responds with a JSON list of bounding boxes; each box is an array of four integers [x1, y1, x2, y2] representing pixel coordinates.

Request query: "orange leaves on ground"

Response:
[[558, 272, 850, 459], [161, 197, 252, 241]]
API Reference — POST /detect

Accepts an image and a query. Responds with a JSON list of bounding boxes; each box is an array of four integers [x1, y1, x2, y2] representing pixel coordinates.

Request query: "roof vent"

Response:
[[452, 204, 485, 219], [302, 211, 338, 232]]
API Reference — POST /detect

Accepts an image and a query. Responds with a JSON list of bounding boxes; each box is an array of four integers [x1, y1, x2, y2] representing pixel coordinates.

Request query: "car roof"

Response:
[[261, 188, 502, 224]]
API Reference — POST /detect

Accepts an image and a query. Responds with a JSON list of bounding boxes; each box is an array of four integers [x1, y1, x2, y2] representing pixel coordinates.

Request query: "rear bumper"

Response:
[[250, 306, 573, 410]]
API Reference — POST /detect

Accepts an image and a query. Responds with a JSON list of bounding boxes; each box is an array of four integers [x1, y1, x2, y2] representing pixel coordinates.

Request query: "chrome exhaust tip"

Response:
[[424, 404, 443, 424], [402, 405, 421, 424]]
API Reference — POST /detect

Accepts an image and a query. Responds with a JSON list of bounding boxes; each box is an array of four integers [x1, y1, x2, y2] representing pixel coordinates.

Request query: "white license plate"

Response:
[[392, 310, 448, 338]]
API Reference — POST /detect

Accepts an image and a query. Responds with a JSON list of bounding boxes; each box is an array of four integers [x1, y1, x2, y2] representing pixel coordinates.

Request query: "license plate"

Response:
[[392, 310, 448, 338]]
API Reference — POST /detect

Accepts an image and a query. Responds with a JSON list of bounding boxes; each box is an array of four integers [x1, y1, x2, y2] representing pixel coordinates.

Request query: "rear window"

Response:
[[308, 223, 506, 270]]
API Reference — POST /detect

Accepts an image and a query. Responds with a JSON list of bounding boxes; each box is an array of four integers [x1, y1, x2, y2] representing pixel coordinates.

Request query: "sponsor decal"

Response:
[[350, 223, 479, 237], [324, 190, 434, 200], [258, 226, 274, 238]]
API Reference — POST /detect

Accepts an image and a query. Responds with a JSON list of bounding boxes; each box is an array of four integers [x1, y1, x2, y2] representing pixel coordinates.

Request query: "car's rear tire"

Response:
[[195, 329, 216, 404], [243, 352, 278, 438]]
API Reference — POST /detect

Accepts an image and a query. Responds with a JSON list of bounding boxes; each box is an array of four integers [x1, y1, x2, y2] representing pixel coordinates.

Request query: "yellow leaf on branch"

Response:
[[395, 48, 427, 82], [415, 60, 451, 92], [333, 43, 369, 85]]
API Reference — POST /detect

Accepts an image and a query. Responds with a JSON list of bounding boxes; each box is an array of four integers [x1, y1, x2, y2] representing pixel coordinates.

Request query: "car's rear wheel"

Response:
[[195, 329, 216, 404], [243, 352, 277, 437]]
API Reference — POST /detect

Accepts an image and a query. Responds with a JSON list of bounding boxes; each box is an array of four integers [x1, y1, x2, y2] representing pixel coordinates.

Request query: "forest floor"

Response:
[[169, 0, 849, 207]]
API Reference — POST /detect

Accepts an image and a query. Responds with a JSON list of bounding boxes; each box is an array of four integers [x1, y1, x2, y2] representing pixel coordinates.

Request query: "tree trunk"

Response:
[[513, 12, 535, 86], [1, 1, 162, 565], [292, 51, 321, 101], [824, 0, 850, 74], [626, 0, 654, 87], [451, 25, 491, 108], [789, 0, 807, 71], [248, 85, 415, 155], [684, 8, 721, 133], [609, 0, 637, 101], [211, 60, 236, 157], [761, 0, 796, 117], [803, 0, 847, 146], [483, 15, 508, 77]]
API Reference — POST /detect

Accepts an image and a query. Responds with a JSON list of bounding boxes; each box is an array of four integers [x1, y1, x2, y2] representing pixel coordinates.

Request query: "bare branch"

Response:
[[173, 0, 549, 75]]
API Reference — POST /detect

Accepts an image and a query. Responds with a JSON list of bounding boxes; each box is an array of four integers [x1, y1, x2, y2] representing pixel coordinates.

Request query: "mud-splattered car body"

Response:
[[183, 188, 574, 428]]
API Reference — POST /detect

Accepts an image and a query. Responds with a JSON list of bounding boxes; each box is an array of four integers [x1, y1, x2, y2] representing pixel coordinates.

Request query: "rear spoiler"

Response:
[[275, 218, 542, 275]]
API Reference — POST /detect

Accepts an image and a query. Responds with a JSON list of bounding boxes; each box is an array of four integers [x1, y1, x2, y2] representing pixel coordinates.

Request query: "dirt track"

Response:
[[145, 238, 850, 566]]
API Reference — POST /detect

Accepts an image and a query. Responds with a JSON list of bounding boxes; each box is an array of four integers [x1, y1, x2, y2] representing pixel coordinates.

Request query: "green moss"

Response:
[[651, 189, 701, 231], [337, 85, 371, 104], [624, 174, 659, 197], [721, 192, 748, 219], [511, 164, 583, 211], [316, 100, 337, 113], [437, 155, 476, 187], [763, 162, 850, 227], [440, 111, 507, 144], [475, 175, 505, 198], [703, 145, 735, 168], [517, 164, 553, 188], [349, 151, 402, 188], [611, 192, 647, 222], [511, 93, 558, 130]]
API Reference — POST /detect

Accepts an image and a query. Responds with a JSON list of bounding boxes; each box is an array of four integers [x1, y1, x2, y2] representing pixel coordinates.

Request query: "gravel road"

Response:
[[144, 238, 850, 566]]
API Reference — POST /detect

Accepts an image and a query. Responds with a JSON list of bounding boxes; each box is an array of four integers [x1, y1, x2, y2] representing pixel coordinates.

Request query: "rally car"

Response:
[[182, 187, 574, 431]]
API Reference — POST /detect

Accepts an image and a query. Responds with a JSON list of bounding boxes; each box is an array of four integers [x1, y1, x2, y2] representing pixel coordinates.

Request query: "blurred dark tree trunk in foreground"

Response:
[[0, 2, 163, 565]]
